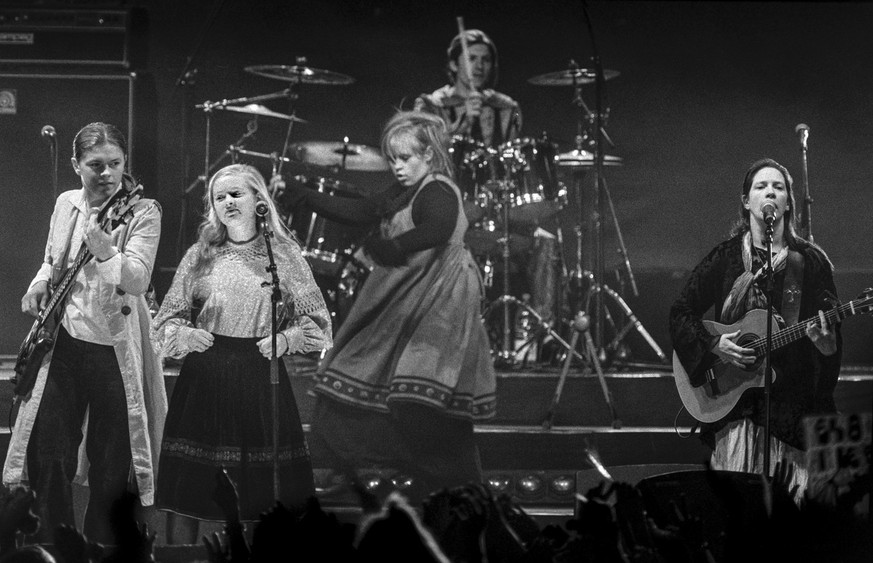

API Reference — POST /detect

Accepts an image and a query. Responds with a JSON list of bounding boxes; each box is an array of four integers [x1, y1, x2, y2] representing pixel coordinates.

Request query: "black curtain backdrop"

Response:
[[2, 0, 871, 356]]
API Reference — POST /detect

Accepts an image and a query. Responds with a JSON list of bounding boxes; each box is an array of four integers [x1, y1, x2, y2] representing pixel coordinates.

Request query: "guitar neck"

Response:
[[749, 300, 855, 354], [37, 246, 94, 326]]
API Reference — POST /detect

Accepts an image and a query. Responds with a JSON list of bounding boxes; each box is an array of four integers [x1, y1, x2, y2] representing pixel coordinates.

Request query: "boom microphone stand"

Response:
[[795, 123, 813, 242]]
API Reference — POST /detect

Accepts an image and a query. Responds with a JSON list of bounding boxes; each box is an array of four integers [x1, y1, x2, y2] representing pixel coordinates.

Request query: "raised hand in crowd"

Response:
[[423, 486, 485, 562], [101, 492, 156, 563], [612, 481, 663, 563], [357, 492, 448, 563], [565, 481, 627, 563], [0, 544, 57, 563], [0, 485, 40, 557], [208, 467, 249, 563], [51, 524, 104, 563], [463, 483, 526, 563], [248, 502, 299, 563], [495, 493, 541, 548]]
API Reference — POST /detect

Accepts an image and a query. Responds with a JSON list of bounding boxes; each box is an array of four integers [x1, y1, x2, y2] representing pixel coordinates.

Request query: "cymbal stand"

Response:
[[561, 52, 665, 365], [275, 65, 304, 176], [542, 311, 620, 429], [482, 182, 589, 368], [183, 116, 259, 196]]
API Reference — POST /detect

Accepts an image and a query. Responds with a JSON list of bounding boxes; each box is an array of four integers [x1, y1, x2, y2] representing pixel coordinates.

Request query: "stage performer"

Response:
[[414, 28, 521, 148], [6, 122, 167, 544], [275, 110, 497, 499], [669, 157, 841, 497], [415, 28, 561, 351], [152, 164, 331, 543]]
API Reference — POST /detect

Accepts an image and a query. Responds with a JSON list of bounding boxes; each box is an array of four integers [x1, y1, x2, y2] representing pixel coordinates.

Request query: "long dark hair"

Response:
[[730, 158, 805, 249]]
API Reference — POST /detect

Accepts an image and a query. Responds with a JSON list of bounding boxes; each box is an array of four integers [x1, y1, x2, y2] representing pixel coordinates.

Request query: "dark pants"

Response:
[[27, 326, 132, 544]]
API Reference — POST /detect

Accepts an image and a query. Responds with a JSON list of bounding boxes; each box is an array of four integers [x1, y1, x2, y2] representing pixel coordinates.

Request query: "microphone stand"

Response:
[[174, 0, 230, 260], [259, 213, 283, 501], [797, 125, 813, 242], [48, 136, 58, 201], [762, 220, 775, 476]]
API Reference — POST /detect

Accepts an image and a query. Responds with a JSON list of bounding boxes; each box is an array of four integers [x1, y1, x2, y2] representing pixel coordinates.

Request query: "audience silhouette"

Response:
[[0, 459, 867, 562]]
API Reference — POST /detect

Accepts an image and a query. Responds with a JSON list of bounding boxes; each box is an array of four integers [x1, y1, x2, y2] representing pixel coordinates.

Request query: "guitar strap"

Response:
[[50, 204, 80, 287], [781, 250, 804, 326]]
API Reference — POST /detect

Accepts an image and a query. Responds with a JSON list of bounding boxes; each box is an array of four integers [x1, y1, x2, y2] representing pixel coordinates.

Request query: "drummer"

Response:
[[415, 29, 560, 355], [414, 29, 521, 148]]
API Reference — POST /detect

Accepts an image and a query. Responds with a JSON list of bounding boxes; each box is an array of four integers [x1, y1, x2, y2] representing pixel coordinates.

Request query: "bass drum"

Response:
[[501, 135, 566, 226]]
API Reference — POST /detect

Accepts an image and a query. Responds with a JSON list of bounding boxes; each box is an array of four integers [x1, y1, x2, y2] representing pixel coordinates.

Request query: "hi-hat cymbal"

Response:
[[218, 103, 307, 122], [291, 141, 389, 172], [245, 64, 355, 85], [464, 228, 533, 256], [528, 68, 620, 86], [555, 148, 623, 167]]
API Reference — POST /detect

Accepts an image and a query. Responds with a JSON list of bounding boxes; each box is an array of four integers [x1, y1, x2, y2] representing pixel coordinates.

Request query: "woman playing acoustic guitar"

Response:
[[669, 157, 841, 499]]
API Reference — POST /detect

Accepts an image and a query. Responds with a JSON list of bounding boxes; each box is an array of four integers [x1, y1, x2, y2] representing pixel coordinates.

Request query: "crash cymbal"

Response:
[[528, 67, 620, 86], [218, 103, 307, 122], [245, 64, 355, 85], [555, 148, 623, 167], [290, 141, 389, 172]]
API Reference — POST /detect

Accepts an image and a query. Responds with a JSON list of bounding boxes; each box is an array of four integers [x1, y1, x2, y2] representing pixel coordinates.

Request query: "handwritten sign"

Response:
[[804, 412, 871, 514]]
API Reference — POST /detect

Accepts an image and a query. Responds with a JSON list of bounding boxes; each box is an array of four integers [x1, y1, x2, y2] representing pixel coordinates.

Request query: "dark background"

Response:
[[2, 0, 871, 361]]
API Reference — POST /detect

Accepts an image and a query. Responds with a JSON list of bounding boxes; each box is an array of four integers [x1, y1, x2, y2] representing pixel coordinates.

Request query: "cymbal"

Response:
[[218, 103, 306, 122], [291, 141, 389, 172], [555, 148, 623, 167], [528, 68, 620, 86], [245, 64, 355, 85], [464, 228, 533, 256]]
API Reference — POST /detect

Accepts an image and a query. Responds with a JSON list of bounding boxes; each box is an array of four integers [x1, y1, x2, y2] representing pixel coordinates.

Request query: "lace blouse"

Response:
[[153, 236, 331, 359]]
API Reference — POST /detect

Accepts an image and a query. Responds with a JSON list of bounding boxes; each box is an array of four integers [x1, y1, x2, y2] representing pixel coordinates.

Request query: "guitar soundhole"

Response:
[[735, 333, 757, 347], [735, 333, 762, 372]]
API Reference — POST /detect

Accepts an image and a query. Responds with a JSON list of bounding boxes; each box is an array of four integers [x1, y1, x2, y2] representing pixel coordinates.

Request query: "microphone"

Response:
[[41, 125, 56, 144], [762, 202, 777, 226], [255, 200, 269, 218], [795, 123, 809, 150]]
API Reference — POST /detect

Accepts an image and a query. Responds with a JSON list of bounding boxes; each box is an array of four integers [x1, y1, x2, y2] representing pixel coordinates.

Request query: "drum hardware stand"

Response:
[[183, 117, 260, 197], [559, 51, 665, 366], [174, 0, 230, 260], [482, 182, 591, 368], [542, 310, 621, 430]]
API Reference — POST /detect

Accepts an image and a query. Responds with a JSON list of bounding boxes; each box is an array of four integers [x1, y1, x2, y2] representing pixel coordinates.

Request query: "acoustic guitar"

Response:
[[673, 288, 873, 423]]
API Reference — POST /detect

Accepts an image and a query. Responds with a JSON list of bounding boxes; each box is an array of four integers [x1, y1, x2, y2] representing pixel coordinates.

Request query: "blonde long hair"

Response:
[[191, 164, 296, 278]]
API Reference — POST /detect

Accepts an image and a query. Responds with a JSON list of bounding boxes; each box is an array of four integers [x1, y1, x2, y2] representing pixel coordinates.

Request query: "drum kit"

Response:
[[184, 56, 665, 369]]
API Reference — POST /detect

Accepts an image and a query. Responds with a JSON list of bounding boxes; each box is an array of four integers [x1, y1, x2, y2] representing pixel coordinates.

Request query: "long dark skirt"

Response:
[[156, 334, 314, 521]]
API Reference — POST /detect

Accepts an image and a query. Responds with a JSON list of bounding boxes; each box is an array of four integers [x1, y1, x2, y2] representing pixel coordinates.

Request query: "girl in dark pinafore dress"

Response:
[[278, 111, 497, 498]]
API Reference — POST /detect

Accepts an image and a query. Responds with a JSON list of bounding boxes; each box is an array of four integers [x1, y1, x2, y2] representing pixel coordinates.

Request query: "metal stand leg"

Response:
[[542, 311, 621, 429]]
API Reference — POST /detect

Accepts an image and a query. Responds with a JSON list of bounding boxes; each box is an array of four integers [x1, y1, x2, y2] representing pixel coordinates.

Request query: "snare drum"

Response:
[[283, 174, 362, 277], [501, 135, 566, 225]]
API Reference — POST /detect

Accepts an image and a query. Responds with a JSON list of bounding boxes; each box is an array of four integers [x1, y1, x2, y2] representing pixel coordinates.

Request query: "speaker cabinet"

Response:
[[637, 469, 767, 561], [0, 72, 136, 355]]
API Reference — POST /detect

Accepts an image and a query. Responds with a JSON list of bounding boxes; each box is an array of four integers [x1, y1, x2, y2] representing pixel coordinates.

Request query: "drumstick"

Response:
[[455, 16, 477, 94]]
